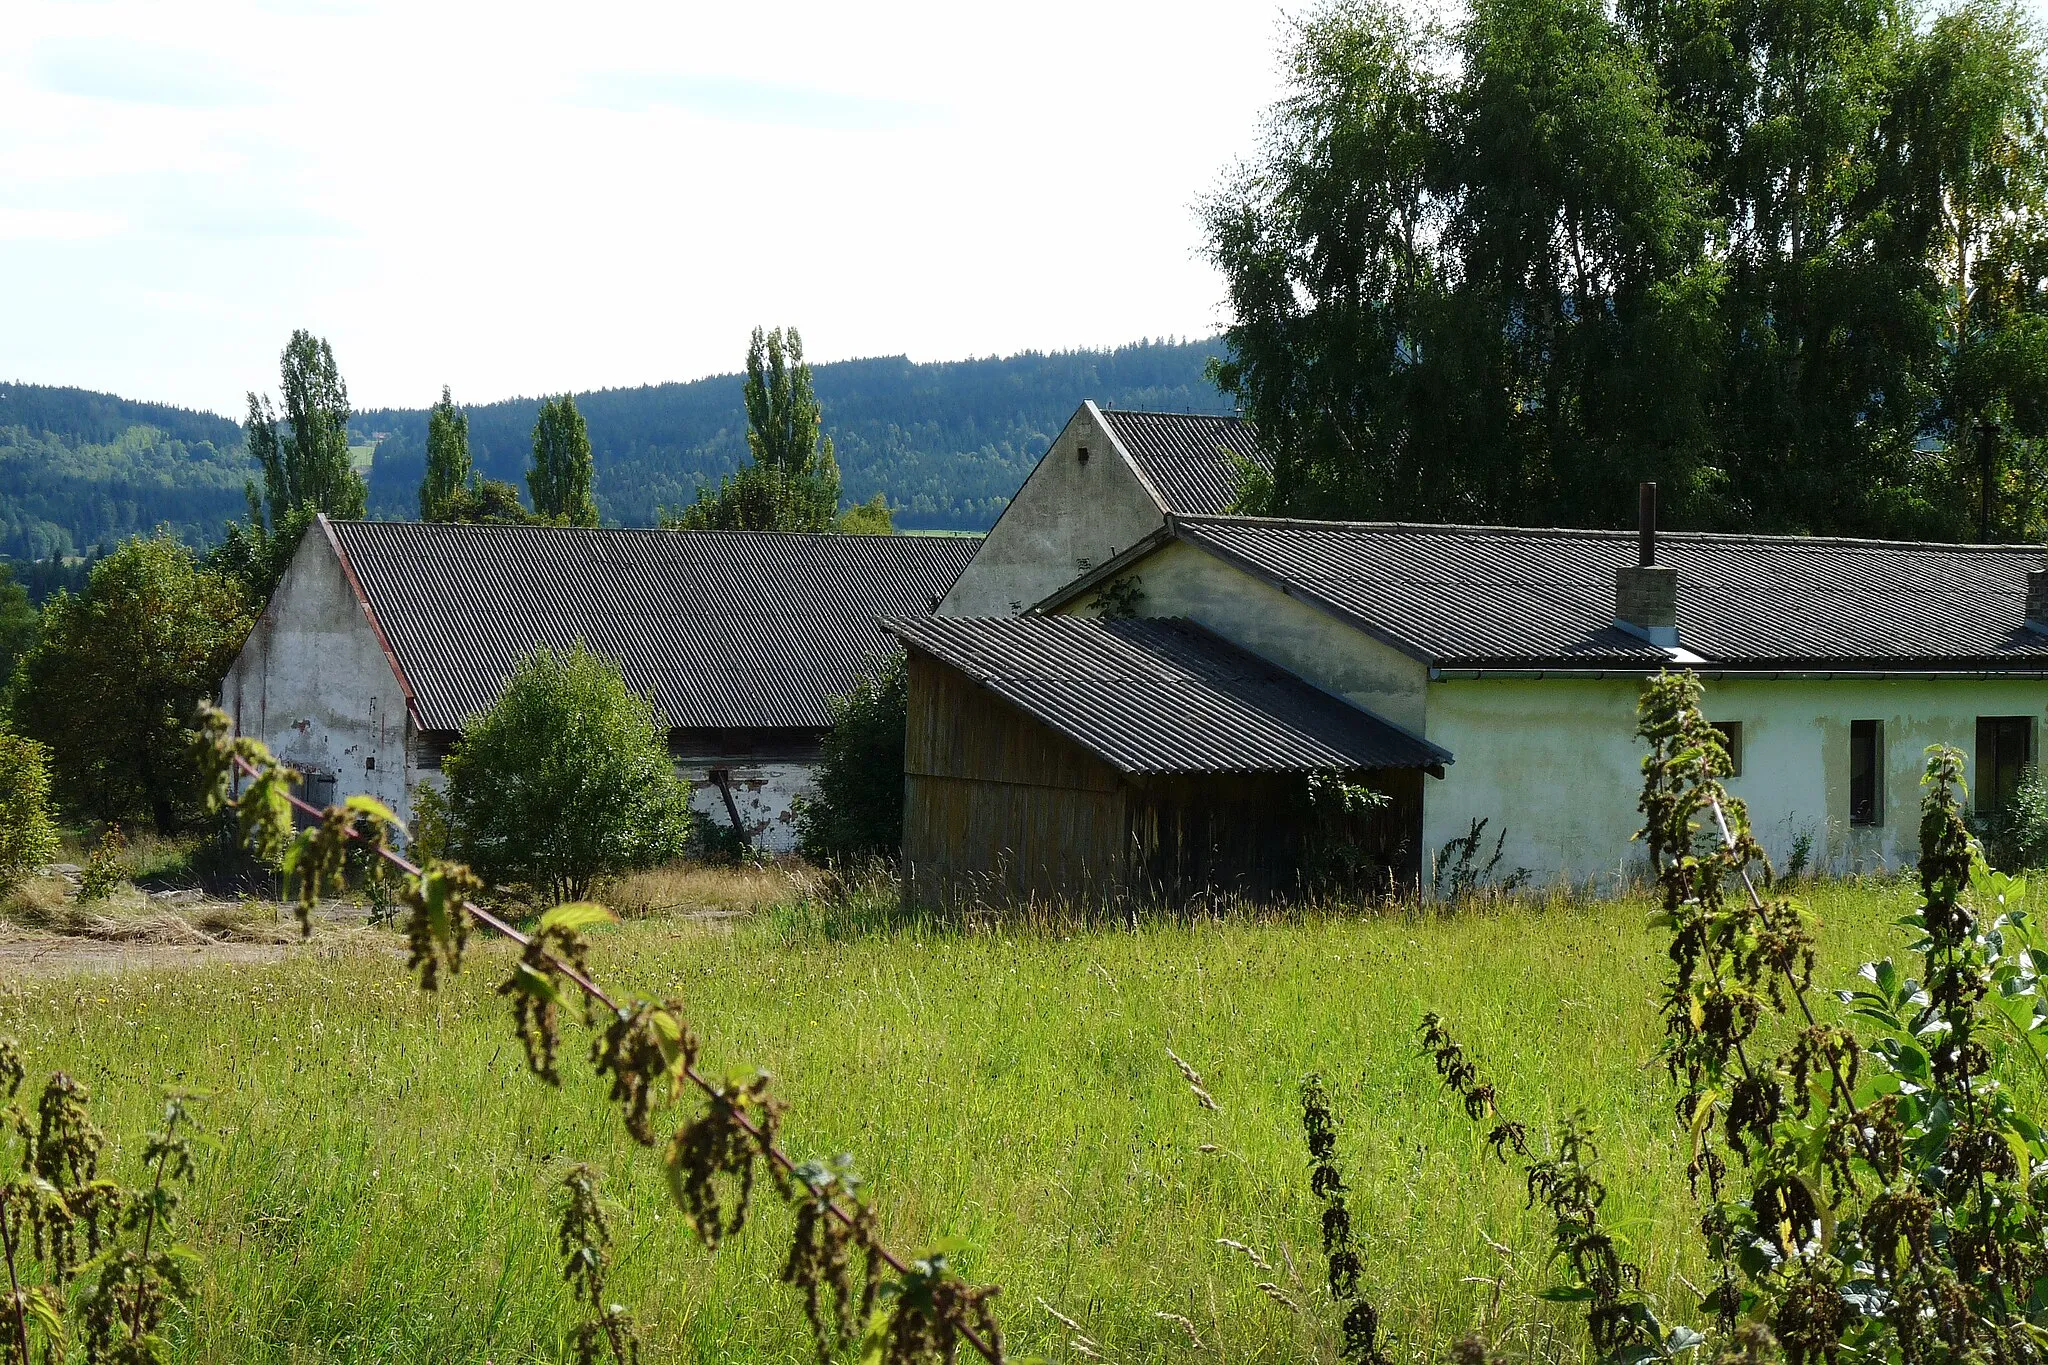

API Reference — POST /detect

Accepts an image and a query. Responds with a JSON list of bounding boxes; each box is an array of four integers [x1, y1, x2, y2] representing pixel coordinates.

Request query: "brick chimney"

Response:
[[1615, 482, 1678, 647], [2028, 563, 2048, 635]]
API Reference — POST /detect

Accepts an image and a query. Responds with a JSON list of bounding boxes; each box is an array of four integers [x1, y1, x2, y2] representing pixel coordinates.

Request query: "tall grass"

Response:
[[0, 879, 1961, 1364]]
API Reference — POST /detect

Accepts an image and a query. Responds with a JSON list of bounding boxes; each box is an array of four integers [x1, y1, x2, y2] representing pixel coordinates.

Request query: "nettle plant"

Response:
[[0, 1041, 197, 1365], [192, 705, 1007, 1365], [1346, 670, 2048, 1365]]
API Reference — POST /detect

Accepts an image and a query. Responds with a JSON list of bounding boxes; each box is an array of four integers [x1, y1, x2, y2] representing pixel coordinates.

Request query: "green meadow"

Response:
[[0, 881, 1960, 1364]]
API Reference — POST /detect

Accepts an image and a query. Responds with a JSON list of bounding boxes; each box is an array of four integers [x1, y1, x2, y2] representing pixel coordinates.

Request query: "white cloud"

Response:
[[0, 0, 1303, 411]]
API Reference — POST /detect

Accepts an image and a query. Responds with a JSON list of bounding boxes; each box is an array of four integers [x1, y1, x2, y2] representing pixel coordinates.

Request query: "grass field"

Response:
[[0, 878, 1976, 1364]]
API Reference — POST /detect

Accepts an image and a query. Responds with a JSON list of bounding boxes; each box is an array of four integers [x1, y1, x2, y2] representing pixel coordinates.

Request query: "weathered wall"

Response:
[[677, 761, 813, 854], [220, 528, 415, 822], [938, 404, 1166, 617], [1423, 674, 2048, 887], [1055, 538, 1434, 732]]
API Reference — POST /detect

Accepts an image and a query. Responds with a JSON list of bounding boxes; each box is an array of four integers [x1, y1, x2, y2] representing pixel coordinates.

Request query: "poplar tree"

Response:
[[420, 386, 473, 522], [219, 329, 364, 604], [670, 326, 846, 531], [527, 395, 599, 526], [253, 330, 365, 521]]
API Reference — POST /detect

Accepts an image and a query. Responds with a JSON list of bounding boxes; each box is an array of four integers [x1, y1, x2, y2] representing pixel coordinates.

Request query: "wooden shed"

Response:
[[887, 615, 1451, 909]]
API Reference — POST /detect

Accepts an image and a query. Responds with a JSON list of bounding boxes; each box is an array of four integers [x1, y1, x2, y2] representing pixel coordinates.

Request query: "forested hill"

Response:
[[359, 339, 1227, 528], [0, 340, 1225, 557], [0, 385, 251, 560]]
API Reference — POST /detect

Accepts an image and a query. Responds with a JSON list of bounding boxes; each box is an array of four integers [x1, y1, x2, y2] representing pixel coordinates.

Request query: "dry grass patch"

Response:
[[0, 877, 308, 946], [605, 859, 805, 919]]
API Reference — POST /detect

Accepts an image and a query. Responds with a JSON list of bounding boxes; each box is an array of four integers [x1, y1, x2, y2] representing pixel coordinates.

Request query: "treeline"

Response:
[[360, 340, 1229, 528]]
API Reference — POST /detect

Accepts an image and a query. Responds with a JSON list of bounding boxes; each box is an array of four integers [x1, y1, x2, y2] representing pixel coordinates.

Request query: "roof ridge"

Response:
[[1098, 409, 1249, 421], [1174, 513, 2046, 554], [328, 520, 984, 543]]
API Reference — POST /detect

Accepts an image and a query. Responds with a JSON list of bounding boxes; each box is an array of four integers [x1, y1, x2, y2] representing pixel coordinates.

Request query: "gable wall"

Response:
[[1053, 539, 1433, 733], [220, 529, 414, 823], [1424, 674, 2048, 888], [938, 405, 1167, 617]]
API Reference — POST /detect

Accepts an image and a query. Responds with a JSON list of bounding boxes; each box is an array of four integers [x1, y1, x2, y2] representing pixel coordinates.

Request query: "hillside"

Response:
[[0, 386, 251, 560], [0, 340, 1227, 558], [358, 339, 1229, 527]]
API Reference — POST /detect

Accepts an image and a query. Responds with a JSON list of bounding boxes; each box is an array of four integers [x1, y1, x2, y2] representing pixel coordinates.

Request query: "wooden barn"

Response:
[[887, 614, 1450, 909]]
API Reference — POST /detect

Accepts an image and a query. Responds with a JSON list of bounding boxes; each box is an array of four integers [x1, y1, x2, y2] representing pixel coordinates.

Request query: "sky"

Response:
[[0, 0, 1303, 416]]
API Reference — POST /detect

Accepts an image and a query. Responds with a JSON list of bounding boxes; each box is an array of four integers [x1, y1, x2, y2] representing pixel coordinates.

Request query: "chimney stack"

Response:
[[2028, 562, 2048, 635], [1616, 481, 1678, 646]]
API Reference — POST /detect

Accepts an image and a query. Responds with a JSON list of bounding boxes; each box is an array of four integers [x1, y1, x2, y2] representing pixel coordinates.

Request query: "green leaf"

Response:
[[541, 902, 617, 934], [511, 961, 562, 1006], [1537, 1285, 1595, 1302], [343, 793, 406, 835]]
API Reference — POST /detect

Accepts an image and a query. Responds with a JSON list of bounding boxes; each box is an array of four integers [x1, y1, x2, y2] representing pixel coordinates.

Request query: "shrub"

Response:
[[1982, 764, 2048, 870], [78, 825, 129, 902], [440, 643, 690, 903], [0, 733, 58, 890], [9, 534, 252, 833], [795, 652, 907, 864]]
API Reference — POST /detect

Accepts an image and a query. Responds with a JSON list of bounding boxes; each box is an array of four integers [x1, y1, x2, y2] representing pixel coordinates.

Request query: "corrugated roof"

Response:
[[1170, 515, 2048, 670], [324, 520, 981, 732], [888, 614, 1448, 773], [1096, 410, 1273, 515]]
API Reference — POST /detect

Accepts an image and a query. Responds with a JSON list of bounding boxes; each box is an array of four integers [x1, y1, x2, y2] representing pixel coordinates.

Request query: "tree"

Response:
[[249, 330, 366, 523], [420, 386, 474, 521], [1207, 0, 2048, 540], [794, 652, 907, 863], [10, 536, 252, 833], [439, 643, 690, 902], [670, 327, 843, 531], [836, 493, 895, 535], [208, 491, 317, 605], [0, 733, 58, 889], [0, 566, 39, 688], [444, 478, 534, 524], [528, 395, 599, 526]]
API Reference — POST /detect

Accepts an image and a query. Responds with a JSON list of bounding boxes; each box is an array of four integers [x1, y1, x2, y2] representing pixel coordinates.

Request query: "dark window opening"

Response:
[[1977, 716, 2034, 815], [364, 756, 375, 772], [413, 733, 453, 771], [291, 771, 336, 829], [1077, 444, 1090, 464], [1850, 721, 1883, 826], [1712, 722, 1744, 778]]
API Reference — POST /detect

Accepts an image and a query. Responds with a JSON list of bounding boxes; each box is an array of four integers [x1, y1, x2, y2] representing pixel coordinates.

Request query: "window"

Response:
[[1850, 721, 1883, 826], [1712, 722, 1744, 777], [1977, 716, 2035, 815], [291, 771, 336, 830]]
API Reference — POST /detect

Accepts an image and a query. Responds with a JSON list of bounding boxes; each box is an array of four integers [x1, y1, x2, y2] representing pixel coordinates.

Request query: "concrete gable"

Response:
[[220, 525, 414, 820], [1049, 537, 1432, 734], [938, 403, 1167, 617]]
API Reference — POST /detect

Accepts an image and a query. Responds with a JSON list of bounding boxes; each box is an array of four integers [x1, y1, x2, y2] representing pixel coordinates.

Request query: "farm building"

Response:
[[937, 402, 1272, 616], [888, 614, 1448, 907], [220, 517, 977, 851], [917, 404, 2048, 899]]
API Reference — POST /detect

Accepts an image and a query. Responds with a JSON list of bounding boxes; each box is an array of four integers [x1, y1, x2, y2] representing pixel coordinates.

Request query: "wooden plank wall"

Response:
[[903, 653, 1130, 908]]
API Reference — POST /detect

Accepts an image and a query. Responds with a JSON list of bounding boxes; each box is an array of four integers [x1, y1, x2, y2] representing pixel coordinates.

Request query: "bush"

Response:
[[794, 652, 907, 864], [9, 534, 252, 832], [440, 644, 691, 903], [1983, 765, 2048, 870], [0, 733, 58, 889]]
